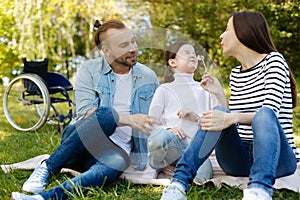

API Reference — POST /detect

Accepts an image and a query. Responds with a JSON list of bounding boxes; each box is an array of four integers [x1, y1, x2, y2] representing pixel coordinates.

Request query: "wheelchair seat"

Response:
[[23, 58, 73, 93], [47, 72, 73, 94]]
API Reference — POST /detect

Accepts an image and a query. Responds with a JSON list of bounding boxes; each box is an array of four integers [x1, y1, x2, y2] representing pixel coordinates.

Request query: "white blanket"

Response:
[[1, 154, 300, 192]]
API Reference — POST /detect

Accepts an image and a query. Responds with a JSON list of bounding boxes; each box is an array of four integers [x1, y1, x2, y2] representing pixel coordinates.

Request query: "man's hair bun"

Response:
[[94, 20, 101, 30]]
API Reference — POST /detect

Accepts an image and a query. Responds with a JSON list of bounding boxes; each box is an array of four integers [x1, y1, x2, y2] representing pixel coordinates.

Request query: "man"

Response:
[[12, 19, 159, 200]]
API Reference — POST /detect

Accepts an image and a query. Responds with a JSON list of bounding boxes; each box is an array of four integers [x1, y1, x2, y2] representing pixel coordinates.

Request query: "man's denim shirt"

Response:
[[74, 56, 159, 170]]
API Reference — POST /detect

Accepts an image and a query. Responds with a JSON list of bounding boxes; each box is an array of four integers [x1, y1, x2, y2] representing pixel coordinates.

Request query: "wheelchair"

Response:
[[3, 58, 75, 132]]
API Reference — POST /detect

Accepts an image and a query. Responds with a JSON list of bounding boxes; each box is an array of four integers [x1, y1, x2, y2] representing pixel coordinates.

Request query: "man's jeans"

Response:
[[41, 107, 130, 200], [172, 106, 297, 196]]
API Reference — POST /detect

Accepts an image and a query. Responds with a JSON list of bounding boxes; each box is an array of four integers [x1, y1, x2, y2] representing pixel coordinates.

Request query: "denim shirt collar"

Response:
[[102, 58, 113, 75]]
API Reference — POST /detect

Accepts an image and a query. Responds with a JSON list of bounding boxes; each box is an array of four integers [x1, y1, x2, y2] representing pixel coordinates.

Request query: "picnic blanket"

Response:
[[1, 154, 300, 192]]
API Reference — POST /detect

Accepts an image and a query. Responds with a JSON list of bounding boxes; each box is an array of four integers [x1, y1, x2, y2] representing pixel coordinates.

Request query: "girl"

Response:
[[148, 41, 223, 184]]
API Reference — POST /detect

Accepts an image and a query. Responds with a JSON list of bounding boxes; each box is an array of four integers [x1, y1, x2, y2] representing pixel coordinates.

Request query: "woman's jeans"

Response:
[[41, 107, 130, 200], [148, 128, 213, 183], [172, 106, 297, 196]]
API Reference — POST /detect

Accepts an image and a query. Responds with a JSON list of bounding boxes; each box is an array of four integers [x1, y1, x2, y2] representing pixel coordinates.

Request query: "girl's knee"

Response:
[[213, 105, 230, 113], [148, 129, 173, 151]]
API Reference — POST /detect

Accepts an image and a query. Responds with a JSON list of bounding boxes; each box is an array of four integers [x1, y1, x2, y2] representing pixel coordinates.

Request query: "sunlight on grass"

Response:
[[0, 130, 12, 140]]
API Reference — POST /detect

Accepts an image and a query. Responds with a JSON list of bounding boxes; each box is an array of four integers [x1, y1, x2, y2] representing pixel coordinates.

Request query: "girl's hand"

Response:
[[167, 127, 187, 139], [177, 108, 200, 123], [200, 110, 231, 131]]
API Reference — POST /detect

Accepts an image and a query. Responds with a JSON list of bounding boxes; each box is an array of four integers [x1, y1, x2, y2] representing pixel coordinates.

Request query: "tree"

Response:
[[0, 0, 299, 83], [137, 0, 300, 83], [0, 1, 18, 81], [0, 0, 144, 80]]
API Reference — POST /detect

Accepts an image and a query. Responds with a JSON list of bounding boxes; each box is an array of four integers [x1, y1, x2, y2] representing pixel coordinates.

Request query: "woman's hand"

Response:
[[200, 72, 223, 95], [167, 127, 188, 139], [118, 114, 161, 136], [200, 110, 232, 131], [200, 72, 228, 107]]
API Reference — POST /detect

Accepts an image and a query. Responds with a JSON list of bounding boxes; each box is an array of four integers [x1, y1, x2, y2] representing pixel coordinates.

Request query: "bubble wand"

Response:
[[197, 55, 207, 73]]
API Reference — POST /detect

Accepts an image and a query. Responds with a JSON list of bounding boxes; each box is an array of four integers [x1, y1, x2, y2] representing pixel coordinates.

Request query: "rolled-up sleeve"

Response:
[[74, 66, 97, 119]]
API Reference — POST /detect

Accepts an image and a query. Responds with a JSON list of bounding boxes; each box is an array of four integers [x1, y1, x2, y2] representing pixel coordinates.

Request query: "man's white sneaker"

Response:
[[11, 192, 44, 200], [22, 161, 50, 194], [242, 188, 272, 200], [160, 185, 187, 200]]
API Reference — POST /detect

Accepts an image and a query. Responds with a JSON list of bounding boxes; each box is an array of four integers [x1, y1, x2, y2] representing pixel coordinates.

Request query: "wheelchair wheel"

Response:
[[3, 74, 50, 131]]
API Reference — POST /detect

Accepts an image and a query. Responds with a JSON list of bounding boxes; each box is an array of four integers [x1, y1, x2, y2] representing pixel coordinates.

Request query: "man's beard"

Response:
[[114, 58, 136, 67], [112, 53, 137, 68]]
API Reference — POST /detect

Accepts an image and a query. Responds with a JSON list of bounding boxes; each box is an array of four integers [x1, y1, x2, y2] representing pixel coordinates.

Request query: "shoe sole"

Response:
[[22, 184, 44, 194], [11, 192, 16, 200]]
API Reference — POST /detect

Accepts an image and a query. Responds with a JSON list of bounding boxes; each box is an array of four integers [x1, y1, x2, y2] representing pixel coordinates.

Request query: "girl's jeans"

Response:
[[41, 107, 130, 200], [148, 128, 213, 183], [172, 106, 297, 196]]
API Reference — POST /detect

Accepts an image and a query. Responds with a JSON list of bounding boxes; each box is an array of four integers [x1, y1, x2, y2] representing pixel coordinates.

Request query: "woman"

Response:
[[160, 11, 299, 200]]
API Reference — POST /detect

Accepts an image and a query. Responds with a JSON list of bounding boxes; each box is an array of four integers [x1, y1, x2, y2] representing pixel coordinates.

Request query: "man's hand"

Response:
[[83, 107, 97, 119], [118, 114, 161, 136]]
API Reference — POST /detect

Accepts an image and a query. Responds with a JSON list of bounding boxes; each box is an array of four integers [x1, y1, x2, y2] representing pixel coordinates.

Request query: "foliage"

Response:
[[0, 1, 18, 80], [0, 0, 299, 85], [136, 0, 300, 84], [0, 0, 150, 82]]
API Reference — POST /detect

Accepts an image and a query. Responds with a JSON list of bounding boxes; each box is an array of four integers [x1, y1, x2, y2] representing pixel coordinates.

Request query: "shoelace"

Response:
[[30, 166, 48, 183]]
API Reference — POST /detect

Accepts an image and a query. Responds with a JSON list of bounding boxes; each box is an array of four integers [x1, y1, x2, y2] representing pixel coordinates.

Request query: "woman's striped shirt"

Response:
[[229, 52, 299, 160]]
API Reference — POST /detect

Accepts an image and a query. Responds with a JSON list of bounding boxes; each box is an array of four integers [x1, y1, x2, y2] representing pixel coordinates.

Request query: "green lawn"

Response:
[[0, 85, 299, 200]]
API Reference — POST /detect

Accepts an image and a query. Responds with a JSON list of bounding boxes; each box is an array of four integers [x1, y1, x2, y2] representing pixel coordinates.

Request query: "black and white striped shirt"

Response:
[[229, 52, 299, 160]]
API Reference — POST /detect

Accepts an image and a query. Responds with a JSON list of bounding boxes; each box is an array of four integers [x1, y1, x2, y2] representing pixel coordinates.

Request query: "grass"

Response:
[[0, 84, 299, 200]]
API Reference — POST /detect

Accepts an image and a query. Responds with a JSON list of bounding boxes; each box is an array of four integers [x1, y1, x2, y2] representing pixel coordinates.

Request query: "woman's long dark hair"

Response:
[[233, 11, 297, 108]]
